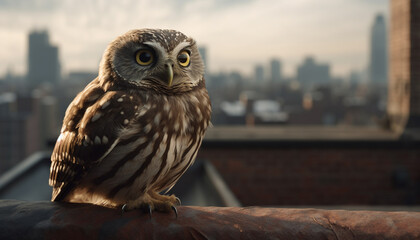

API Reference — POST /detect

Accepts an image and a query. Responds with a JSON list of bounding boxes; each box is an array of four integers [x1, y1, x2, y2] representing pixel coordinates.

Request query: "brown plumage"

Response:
[[49, 29, 211, 212]]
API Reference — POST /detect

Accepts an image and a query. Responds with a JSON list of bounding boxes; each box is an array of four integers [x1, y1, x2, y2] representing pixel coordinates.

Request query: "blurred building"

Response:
[[0, 91, 58, 174], [388, 0, 420, 137], [27, 30, 61, 86], [254, 64, 264, 82], [369, 14, 388, 86], [348, 70, 364, 89], [219, 92, 288, 126], [0, 93, 38, 173], [66, 71, 97, 86], [297, 57, 330, 90], [198, 46, 208, 75], [288, 86, 344, 125], [270, 58, 282, 82]]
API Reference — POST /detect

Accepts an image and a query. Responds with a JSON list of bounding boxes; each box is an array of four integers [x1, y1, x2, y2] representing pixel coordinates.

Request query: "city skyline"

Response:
[[0, 0, 388, 78], [5, 12, 388, 86], [0, 3, 392, 174]]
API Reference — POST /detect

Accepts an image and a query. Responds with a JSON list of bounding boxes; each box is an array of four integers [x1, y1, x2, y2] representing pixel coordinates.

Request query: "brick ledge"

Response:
[[0, 200, 419, 239]]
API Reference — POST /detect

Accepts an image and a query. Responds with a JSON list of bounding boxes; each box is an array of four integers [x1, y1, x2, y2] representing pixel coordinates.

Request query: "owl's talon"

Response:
[[146, 204, 153, 219], [121, 204, 128, 214], [175, 197, 181, 206], [171, 205, 178, 219]]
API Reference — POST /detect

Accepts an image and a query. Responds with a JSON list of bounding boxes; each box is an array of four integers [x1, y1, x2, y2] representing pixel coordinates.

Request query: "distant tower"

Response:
[[27, 30, 60, 86], [254, 65, 264, 82], [369, 14, 388, 85], [297, 56, 330, 89], [270, 59, 282, 82], [198, 46, 208, 75]]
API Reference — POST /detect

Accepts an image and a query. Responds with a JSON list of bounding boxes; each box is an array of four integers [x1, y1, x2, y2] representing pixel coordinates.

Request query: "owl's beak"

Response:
[[165, 63, 174, 87]]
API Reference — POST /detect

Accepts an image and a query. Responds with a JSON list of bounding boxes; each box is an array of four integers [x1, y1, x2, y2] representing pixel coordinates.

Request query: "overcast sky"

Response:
[[0, 0, 388, 78]]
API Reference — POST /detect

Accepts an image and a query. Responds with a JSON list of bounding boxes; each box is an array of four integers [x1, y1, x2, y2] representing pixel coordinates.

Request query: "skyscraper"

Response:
[[27, 30, 60, 86], [369, 14, 388, 85], [270, 59, 282, 82]]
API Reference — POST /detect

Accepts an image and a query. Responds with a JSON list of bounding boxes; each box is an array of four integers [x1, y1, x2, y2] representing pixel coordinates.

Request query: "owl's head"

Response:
[[99, 29, 205, 94]]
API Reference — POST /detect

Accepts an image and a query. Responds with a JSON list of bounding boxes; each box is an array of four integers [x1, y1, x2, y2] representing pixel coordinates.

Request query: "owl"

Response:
[[49, 29, 211, 216]]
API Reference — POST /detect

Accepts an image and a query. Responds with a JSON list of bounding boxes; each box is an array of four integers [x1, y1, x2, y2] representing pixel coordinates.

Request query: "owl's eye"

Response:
[[177, 51, 190, 67], [135, 49, 154, 66]]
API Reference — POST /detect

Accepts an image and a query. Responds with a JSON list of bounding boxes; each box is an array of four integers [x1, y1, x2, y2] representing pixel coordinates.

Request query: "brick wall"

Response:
[[198, 141, 420, 206], [410, 0, 420, 117]]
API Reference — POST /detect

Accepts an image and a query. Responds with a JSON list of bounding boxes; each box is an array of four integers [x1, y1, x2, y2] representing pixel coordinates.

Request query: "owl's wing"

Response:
[[49, 78, 139, 201]]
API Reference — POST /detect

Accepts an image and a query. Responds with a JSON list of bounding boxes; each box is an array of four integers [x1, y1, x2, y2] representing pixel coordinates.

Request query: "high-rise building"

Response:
[[0, 93, 38, 173], [369, 14, 388, 85], [270, 59, 282, 82], [254, 65, 264, 82], [0, 91, 59, 173], [297, 57, 330, 89], [27, 30, 60, 86]]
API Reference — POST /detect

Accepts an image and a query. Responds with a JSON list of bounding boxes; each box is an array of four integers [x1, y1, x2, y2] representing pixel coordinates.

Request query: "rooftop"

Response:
[[204, 125, 399, 141]]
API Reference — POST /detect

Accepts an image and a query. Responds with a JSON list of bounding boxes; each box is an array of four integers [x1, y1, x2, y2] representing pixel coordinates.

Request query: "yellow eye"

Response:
[[177, 51, 190, 67], [135, 49, 154, 66]]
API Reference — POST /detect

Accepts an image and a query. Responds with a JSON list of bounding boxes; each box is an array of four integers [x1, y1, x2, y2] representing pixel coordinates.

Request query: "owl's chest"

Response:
[[139, 91, 210, 138], [76, 90, 210, 198]]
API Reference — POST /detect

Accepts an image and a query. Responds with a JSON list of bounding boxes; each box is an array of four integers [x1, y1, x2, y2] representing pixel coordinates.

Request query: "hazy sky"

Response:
[[0, 0, 388, 78]]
